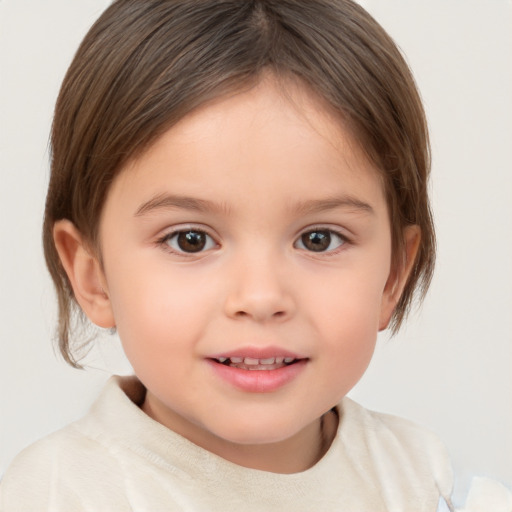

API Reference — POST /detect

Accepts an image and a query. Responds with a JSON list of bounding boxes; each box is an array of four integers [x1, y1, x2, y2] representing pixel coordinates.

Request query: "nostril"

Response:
[[232, 309, 287, 321], [225, 292, 294, 322]]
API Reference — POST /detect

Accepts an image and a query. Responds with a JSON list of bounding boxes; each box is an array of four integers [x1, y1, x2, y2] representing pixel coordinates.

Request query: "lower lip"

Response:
[[207, 359, 308, 393]]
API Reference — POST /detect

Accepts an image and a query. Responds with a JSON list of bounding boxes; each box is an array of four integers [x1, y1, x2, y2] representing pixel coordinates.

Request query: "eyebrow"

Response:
[[134, 193, 230, 217], [134, 193, 374, 218], [292, 195, 375, 216]]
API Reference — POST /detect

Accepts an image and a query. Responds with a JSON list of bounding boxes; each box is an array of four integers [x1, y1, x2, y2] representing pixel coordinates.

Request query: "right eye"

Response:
[[295, 228, 347, 253], [162, 229, 216, 254]]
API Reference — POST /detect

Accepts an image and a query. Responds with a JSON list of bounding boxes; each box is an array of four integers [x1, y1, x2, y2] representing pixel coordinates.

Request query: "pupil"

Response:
[[177, 231, 206, 252], [303, 231, 330, 252]]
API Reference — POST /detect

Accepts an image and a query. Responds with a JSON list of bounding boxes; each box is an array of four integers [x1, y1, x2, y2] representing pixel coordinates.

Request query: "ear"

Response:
[[379, 225, 421, 331], [53, 219, 115, 328]]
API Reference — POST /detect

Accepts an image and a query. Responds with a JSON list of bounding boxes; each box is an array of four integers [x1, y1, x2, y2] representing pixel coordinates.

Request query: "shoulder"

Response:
[[340, 396, 450, 457], [338, 397, 454, 501], [0, 422, 129, 511], [0, 376, 146, 511]]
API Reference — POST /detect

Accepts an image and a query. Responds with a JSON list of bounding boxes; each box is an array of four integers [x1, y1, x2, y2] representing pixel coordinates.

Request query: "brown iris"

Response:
[[300, 230, 332, 252], [176, 231, 207, 252]]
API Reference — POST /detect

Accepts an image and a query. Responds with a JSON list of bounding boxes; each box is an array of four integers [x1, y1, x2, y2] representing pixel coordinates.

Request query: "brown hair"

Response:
[[43, 0, 435, 367]]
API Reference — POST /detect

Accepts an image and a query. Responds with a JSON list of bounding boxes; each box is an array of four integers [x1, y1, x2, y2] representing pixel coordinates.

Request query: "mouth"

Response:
[[207, 350, 308, 392], [211, 356, 302, 371]]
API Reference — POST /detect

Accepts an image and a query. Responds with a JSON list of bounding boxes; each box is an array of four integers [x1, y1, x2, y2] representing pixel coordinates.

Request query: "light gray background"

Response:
[[1, 0, 511, 505]]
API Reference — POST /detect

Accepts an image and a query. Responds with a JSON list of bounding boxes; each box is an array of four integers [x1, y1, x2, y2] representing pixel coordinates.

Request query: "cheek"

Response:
[[106, 259, 217, 351], [306, 261, 389, 329], [317, 300, 379, 398], [110, 279, 202, 382], [112, 248, 208, 302], [305, 261, 388, 374]]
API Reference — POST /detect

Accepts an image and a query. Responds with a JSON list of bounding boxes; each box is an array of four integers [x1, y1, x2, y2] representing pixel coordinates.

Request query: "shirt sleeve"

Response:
[[455, 477, 512, 512], [0, 427, 131, 512]]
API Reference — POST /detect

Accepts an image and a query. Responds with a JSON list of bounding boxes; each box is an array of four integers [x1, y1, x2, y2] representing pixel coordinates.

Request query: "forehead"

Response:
[[168, 76, 368, 165], [105, 76, 387, 220]]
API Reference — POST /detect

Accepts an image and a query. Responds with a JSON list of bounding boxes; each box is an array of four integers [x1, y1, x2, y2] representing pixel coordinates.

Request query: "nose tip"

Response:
[[223, 260, 295, 323]]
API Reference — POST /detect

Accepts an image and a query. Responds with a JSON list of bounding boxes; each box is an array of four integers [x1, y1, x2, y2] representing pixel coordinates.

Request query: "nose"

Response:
[[223, 252, 295, 323]]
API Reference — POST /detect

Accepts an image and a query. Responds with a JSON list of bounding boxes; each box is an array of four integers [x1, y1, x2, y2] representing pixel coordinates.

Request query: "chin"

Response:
[[210, 418, 307, 447]]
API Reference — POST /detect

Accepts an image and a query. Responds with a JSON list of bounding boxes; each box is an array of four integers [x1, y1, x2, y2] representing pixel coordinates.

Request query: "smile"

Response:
[[207, 351, 308, 393], [214, 356, 299, 371]]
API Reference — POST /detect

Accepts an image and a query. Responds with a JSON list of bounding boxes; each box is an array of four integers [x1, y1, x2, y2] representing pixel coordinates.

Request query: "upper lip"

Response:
[[208, 346, 307, 361]]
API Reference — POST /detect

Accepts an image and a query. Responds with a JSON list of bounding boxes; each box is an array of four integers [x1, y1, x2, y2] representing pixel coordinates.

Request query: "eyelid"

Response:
[[294, 226, 351, 254], [296, 224, 351, 241], [156, 225, 219, 256]]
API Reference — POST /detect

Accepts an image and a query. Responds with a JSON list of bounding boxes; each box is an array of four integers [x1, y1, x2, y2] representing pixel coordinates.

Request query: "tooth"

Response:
[[284, 357, 295, 363], [217, 357, 228, 363], [230, 357, 243, 364], [275, 357, 284, 364], [260, 358, 275, 365], [244, 357, 259, 365]]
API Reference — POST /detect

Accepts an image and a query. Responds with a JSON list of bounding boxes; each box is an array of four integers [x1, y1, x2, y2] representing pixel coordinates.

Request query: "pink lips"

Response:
[[207, 346, 308, 393], [210, 346, 304, 361]]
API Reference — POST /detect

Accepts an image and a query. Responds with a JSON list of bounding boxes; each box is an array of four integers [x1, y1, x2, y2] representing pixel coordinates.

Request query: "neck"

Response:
[[201, 413, 336, 473], [142, 394, 338, 474]]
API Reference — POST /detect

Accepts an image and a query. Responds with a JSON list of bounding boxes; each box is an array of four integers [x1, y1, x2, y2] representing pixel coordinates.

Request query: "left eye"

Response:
[[163, 230, 216, 253], [295, 229, 346, 253]]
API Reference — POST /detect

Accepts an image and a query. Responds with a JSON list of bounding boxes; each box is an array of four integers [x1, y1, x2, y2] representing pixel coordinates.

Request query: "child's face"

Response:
[[92, 78, 407, 466]]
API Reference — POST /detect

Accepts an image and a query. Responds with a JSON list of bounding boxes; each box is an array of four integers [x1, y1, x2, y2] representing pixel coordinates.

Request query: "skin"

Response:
[[54, 76, 419, 474]]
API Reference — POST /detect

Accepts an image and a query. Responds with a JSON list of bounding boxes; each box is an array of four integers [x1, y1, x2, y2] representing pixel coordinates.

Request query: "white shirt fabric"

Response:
[[0, 375, 458, 511]]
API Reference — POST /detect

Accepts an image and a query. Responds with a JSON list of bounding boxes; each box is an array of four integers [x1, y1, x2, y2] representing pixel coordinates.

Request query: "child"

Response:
[[1, 0, 510, 510]]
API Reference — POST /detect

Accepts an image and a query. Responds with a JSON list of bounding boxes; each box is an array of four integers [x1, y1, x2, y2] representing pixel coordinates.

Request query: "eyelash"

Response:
[[293, 227, 349, 255], [157, 228, 217, 257], [156, 226, 350, 256]]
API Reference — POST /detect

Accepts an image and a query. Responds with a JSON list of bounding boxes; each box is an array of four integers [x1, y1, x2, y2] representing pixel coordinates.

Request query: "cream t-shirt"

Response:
[[1, 375, 455, 511]]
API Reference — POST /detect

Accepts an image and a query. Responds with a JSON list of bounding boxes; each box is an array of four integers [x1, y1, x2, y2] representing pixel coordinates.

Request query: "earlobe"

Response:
[[379, 225, 421, 331], [53, 220, 115, 328]]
